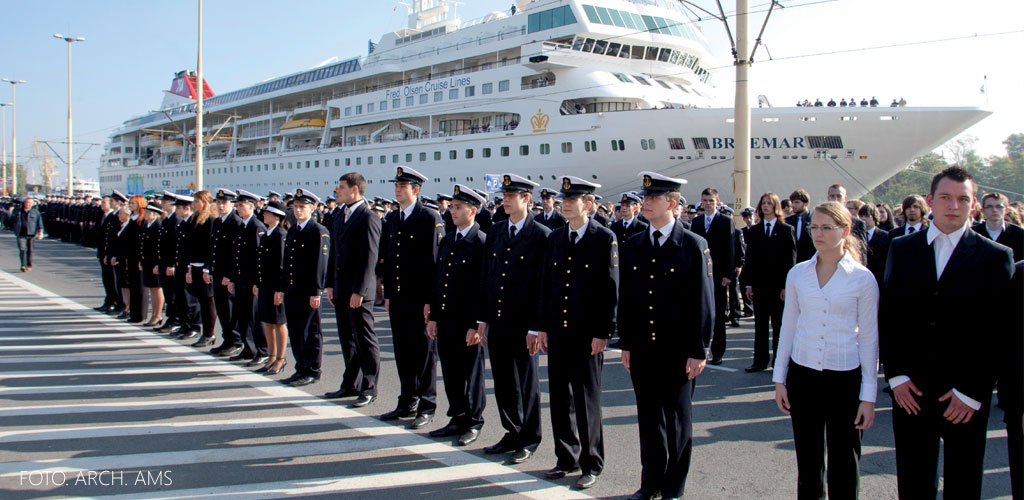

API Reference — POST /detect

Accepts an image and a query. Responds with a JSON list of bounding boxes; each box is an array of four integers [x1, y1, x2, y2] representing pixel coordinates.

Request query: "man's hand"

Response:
[[151, 266, 159, 276], [36, 232, 43, 241], [185, 270, 192, 284], [226, 282, 234, 295], [423, 304, 430, 324], [252, 285, 258, 296], [349, 293, 363, 309], [273, 292, 283, 306], [591, 338, 607, 356], [325, 287, 334, 306], [854, 401, 875, 430], [221, 277, 230, 287], [892, 380, 923, 415], [165, 267, 174, 277], [466, 327, 487, 348], [384, 299, 390, 314], [310, 295, 321, 309], [426, 321, 437, 340], [939, 391, 976, 424], [685, 357, 706, 380], [526, 333, 541, 356], [621, 350, 631, 374], [774, 382, 791, 415], [722, 277, 731, 287], [202, 272, 212, 285], [745, 287, 754, 301]]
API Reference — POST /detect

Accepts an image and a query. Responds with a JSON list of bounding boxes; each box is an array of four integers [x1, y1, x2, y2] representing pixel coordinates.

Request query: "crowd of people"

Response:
[[0, 165, 1021, 500], [796, 97, 907, 108]]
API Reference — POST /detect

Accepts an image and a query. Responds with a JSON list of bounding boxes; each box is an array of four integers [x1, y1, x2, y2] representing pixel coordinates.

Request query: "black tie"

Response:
[[652, 230, 662, 249], [907, 226, 915, 234], [765, 221, 772, 238], [570, 231, 578, 246], [455, 232, 463, 244], [400, 211, 406, 223], [510, 225, 517, 239]]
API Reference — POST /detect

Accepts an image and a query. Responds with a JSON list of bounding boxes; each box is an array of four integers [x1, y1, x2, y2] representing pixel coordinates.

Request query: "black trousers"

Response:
[[728, 277, 742, 319], [158, 266, 177, 323], [436, 322, 485, 430], [100, 261, 121, 308], [548, 345, 604, 475], [285, 292, 323, 378], [710, 280, 728, 359], [175, 266, 200, 330], [232, 283, 265, 357], [752, 286, 784, 368], [1007, 409, 1023, 500], [630, 347, 695, 499], [213, 280, 234, 345], [16, 236, 34, 267], [187, 267, 215, 337], [127, 266, 143, 322], [333, 299, 380, 396], [388, 299, 436, 413], [891, 385, 991, 499], [487, 323, 542, 451], [785, 361, 863, 500]]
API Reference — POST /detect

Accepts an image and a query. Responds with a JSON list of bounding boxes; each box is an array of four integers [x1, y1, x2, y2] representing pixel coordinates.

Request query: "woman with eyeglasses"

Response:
[[773, 201, 879, 500]]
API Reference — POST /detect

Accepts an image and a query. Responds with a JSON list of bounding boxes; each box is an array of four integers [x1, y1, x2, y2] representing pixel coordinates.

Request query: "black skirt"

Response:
[[257, 286, 286, 324], [188, 267, 213, 298], [114, 263, 129, 290], [141, 264, 160, 288]]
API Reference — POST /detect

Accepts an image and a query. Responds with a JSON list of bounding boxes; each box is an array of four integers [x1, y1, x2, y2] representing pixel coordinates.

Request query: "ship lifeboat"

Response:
[[159, 139, 183, 154], [279, 118, 325, 139], [139, 134, 162, 148]]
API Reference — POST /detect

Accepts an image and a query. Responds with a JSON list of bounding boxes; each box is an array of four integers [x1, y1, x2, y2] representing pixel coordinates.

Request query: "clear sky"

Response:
[[0, 0, 1021, 186]]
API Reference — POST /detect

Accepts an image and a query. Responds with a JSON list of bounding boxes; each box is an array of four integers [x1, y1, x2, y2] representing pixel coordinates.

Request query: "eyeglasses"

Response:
[[808, 225, 841, 233]]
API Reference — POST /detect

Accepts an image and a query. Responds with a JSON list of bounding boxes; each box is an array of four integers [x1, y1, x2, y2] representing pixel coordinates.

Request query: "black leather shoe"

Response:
[[352, 395, 376, 408], [544, 466, 580, 479], [457, 428, 480, 446], [484, 440, 514, 454], [228, 354, 250, 362], [509, 448, 533, 464], [710, 357, 723, 365], [324, 388, 359, 399], [428, 422, 461, 438], [288, 375, 318, 387], [126, 318, 144, 324], [218, 346, 242, 357], [93, 305, 111, 312], [575, 473, 599, 489], [380, 406, 417, 421], [165, 325, 183, 335], [729, 318, 741, 327], [115, 311, 130, 320], [409, 413, 434, 429], [247, 356, 270, 367], [176, 329, 199, 340], [106, 308, 124, 316], [280, 372, 302, 384], [627, 489, 662, 500], [744, 365, 766, 373], [191, 337, 215, 348]]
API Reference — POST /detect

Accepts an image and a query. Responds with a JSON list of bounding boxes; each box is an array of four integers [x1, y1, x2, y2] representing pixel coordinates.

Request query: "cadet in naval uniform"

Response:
[[425, 184, 488, 447], [535, 188, 567, 230], [378, 166, 444, 430], [96, 191, 127, 314], [154, 192, 181, 332], [208, 189, 244, 354], [610, 192, 648, 245], [225, 190, 269, 365], [437, 192, 456, 234], [476, 173, 551, 464], [618, 171, 715, 500], [279, 189, 330, 387], [534, 176, 619, 490]]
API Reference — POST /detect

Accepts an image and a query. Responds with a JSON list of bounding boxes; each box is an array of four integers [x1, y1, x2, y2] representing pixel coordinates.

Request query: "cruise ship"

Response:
[[97, 0, 990, 204]]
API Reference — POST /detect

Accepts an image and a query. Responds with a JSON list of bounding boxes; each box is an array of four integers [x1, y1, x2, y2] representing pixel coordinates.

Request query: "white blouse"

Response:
[[772, 251, 880, 402]]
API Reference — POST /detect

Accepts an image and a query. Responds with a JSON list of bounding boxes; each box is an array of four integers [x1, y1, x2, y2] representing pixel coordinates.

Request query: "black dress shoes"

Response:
[[280, 372, 302, 384], [247, 356, 270, 367], [509, 448, 533, 464], [106, 308, 124, 316], [575, 473, 599, 489], [93, 304, 111, 312], [484, 439, 514, 454], [288, 375, 318, 387], [352, 395, 376, 408], [729, 318, 741, 327], [176, 329, 199, 340], [115, 311, 130, 320], [380, 406, 417, 421], [744, 365, 766, 373], [191, 337, 214, 348], [428, 422, 462, 438], [409, 413, 434, 429], [457, 428, 480, 446], [710, 357, 723, 365], [323, 388, 359, 399], [627, 489, 662, 500], [227, 353, 249, 362], [544, 466, 580, 479], [165, 325, 183, 335]]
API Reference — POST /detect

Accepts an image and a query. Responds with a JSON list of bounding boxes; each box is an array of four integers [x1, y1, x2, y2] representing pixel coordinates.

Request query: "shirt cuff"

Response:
[[859, 383, 878, 403], [476, 321, 487, 327], [888, 375, 911, 389], [527, 331, 539, 336], [952, 389, 982, 410]]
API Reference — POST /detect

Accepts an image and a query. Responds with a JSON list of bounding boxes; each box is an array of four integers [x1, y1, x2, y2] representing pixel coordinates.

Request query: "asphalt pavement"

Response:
[[0, 231, 1013, 499]]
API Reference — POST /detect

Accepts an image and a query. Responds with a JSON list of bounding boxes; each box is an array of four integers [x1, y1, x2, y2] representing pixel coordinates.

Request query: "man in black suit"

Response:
[[610, 192, 648, 245], [589, 195, 612, 228], [691, 188, 736, 365], [378, 166, 444, 429], [858, 203, 890, 285], [476, 173, 551, 464], [436, 192, 456, 234], [94, 193, 124, 313], [728, 224, 746, 325], [534, 176, 618, 490], [889, 194, 928, 238], [279, 189, 330, 387], [535, 188, 567, 231], [13, 197, 44, 271], [1002, 261, 1023, 499], [619, 171, 715, 500], [225, 190, 268, 364], [786, 189, 814, 262], [742, 192, 796, 372], [474, 189, 493, 232], [880, 167, 1014, 499], [154, 192, 180, 331], [324, 172, 381, 409], [974, 192, 1023, 262], [426, 184, 489, 446], [827, 184, 868, 260], [204, 189, 244, 351]]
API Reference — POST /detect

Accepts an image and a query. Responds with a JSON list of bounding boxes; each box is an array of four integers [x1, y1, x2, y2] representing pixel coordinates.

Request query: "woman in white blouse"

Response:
[[773, 201, 879, 500]]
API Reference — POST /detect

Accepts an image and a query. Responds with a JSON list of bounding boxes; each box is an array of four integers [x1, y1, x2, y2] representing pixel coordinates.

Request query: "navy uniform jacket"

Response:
[[476, 207, 493, 233], [733, 228, 746, 269], [865, 227, 890, 285], [610, 217, 648, 245], [691, 213, 736, 281], [741, 219, 796, 292], [617, 220, 715, 360], [327, 201, 381, 300], [479, 215, 551, 330], [140, 221, 161, 273], [441, 209, 455, 234], [283, 219, 329, 296], [591, 212, 612, 228], [880, 228, 1013, 403], [379, 202, 443, 305], [257, 225, 286, 292], [972, 221, 1024, 262], [97, 210, 120, 261], [210, 212, 243, 280], [539, 222, 619, 355], [534, 210, 568, 231], [429, 223, 487, 331], [184, 218, 213, 268], [785, 212, 815, 262], [232, 215, 267, 287], [158, 213, 180, 269]]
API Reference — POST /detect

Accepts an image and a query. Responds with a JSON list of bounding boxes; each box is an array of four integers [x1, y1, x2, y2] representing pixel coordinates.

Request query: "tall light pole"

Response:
[[0, 103, 9, 196], [732, 0, 751, 212], [54, 34, 85, 197], [1, 79, 25, 195], [195, 0, 204, 191]]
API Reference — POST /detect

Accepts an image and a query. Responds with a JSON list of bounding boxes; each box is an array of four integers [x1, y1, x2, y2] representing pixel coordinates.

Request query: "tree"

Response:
[[1005, 133, 1024, 161]]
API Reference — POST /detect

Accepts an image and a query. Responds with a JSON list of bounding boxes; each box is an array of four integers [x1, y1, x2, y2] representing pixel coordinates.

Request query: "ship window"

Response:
[[613, 73, 632, 83], [520, 145, 530, 156], [595, 6, 613, 25], [572, 37, 585, 51], [641, 15, 659, 34], [333, 159, 339, 167], [355, 105, 362, 115], [419, 94, 428, 104], [582, 4, 600, 23], [593, 40, 608, 54], [582, 38, 595, 52], [692, 137, 710, 149], [641, 139, 648, 150], [656, 79, 672, 89], [392, 154, 399, 163], [380, 101, 387, 111], [449, 89, 459, 100], [645, 46, 659, 61], [630, 13, 646, 32], [540, 144, 550, 155], [499, 80, 510, 92], [368, 103, 375, 112], [482, 83, 493, 94], [406, 96, 414, 107], [465, 149, 474, 159], [344, 107, 352, 116], [631, 45, 645, 59], [668, 138, 686, 150], [315, 160, 320, 168], [356, 157, 362, 165], [606, 42, 622, 57], [405, 153, 412, 162], [618, 44, 631, 58], [380, 155, 386, 164], [305, 161, 311, 168], [611, 140, 618, 151], [345, 158, 351, 166], [658, 48, 672, 63], [648, 139, 656, 150], [465, 86, 475, 97], [450, 150, 457, 160], [561, 142, 572, 153], [608, 9, 626, 27], [367, 156, 373, 165], [483, 148, 492, 158], [500, 146, 510, 157], [419, 152, 427, 161], [633, 75, 651, 86], [434, 91, 443, 102]]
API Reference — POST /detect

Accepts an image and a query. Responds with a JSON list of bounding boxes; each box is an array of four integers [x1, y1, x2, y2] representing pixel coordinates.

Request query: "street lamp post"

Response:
[[1, 79, 25, 196], [0, 103, 9, 196], [54, 34, 85, 197], [195, 0, 204, 191]]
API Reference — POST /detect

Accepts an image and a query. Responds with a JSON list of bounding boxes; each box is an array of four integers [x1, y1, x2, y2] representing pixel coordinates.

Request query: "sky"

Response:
[[0, 0, 1021, 186]]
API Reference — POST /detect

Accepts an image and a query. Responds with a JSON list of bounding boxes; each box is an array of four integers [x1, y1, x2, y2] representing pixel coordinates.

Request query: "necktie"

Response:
[[400, 211, 406, 223], [907, 226, 915, 234], [570, 231, 578, 246], [652, 230, 663, 249], [935, 233, 953, 277], [765, 221, 772, 238], [455, 232, 463, 244], [510, 225, 517, 239], [705, 215, 712, 233], [796, 218, 802, 240]]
